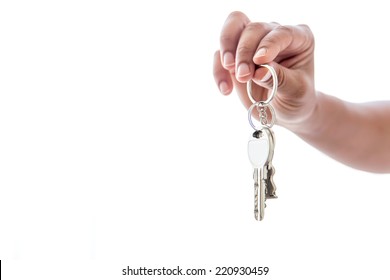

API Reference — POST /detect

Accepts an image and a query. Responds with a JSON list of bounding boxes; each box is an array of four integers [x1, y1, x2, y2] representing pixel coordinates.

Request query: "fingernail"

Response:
[[223, 52, 235, 67], [260, 70, 271, 82], [255, 47, 267, 58], [219, 81, 229, 94], [237, 63, 250, 77]]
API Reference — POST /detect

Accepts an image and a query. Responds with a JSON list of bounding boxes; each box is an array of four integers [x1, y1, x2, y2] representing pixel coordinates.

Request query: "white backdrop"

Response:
[[1, 0, 390, 279]]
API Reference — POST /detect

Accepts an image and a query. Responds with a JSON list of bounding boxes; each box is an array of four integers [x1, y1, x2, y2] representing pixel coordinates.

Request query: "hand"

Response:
[[213, 11, 316, 129]]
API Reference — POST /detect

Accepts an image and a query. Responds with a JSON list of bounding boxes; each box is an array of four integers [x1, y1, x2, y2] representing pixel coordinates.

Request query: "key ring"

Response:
[[247, 64, 278, 105], [248, 102, 276, 130]]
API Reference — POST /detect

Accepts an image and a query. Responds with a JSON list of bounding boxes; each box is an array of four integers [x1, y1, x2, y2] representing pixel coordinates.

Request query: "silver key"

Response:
[[265, 163, 277, 199], [248, 128, 276, 221]]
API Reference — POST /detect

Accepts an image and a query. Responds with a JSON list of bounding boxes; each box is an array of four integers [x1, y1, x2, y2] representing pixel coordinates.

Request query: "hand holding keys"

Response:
[[247, 65, 278, 221]]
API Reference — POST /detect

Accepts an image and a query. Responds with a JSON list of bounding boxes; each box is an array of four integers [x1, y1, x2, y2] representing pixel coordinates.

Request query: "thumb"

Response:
[[252, 62, 309, 107], [252, 62, 299, 94]]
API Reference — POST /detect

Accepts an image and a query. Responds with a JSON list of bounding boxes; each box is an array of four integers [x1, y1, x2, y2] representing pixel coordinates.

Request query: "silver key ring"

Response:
[[247, 64, 278, 105], [248, 102, 276, 130]]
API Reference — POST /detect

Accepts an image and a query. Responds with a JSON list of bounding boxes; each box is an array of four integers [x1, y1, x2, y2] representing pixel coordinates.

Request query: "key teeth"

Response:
[[265, 163, 277, 199]]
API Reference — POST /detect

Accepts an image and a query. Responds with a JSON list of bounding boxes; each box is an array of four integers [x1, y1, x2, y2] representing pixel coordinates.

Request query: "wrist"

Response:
[[280, 91, 335, 137]]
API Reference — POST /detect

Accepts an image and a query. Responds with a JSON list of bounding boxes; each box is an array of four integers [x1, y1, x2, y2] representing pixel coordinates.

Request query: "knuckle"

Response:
[[298, 24, 311, 31], [269, 21, 281, 26], [298, 24, 314, 38], [297, 24, 315, 49], [274, 25, 292, 35], [237, 44, 253, 57], [245, 22, 267, 32], [260, 25, 294, 48], [301, 24, 315, 42], [228, 10, 246, 19]]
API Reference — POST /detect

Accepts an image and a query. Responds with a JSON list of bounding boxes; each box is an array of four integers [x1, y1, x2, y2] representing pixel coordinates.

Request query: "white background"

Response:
[[1, 0, 390, 279]]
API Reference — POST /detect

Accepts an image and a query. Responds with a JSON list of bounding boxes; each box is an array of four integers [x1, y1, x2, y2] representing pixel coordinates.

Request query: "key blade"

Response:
[[254, 167, 265, 221]]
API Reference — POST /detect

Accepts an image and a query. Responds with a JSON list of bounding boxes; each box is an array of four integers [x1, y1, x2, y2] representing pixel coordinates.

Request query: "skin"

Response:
[[213, 11, 390, 173]]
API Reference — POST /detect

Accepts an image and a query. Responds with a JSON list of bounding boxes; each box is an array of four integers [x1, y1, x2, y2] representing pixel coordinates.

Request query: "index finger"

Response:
[[253, 24, 314, 66]]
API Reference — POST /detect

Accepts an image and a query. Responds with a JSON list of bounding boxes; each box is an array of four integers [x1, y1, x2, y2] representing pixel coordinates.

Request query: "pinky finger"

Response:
[[213, 50, 233, 95]]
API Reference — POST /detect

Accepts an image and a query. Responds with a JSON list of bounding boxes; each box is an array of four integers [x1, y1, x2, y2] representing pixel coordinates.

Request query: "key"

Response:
[[248, 128, 275, 221], [264, 128, 277, 199], [265, 163, 278, 199]]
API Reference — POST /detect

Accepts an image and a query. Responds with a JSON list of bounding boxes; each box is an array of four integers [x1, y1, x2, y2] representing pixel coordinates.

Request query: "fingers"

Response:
[[215, 12, 249, 95], [235, 22, 275, 83], [219, 12, 280, 83], [253, 62, 290, 91], [219, 11, 250, 71], [253, 24, 314, 66], [250, 25, 314, 93], [216, 12, 314, 101], [253, 61, 307, 103], [213, 50, 233, 95]]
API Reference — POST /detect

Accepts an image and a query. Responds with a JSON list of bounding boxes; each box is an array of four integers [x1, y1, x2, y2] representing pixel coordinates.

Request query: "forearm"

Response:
[[285, 91, 390, 173]]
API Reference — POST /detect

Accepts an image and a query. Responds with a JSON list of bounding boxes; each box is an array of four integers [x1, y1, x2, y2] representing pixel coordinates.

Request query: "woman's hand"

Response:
[[213, 11, 316, 129]]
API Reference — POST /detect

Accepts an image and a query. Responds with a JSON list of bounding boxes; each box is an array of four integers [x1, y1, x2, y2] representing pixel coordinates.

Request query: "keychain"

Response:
[[247, 64, 278, 221]]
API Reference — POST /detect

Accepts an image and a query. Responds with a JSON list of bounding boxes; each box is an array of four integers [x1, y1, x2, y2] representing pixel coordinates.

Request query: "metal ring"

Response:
[[248, 102, 276, 130], [247, 64, 278, 105]]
